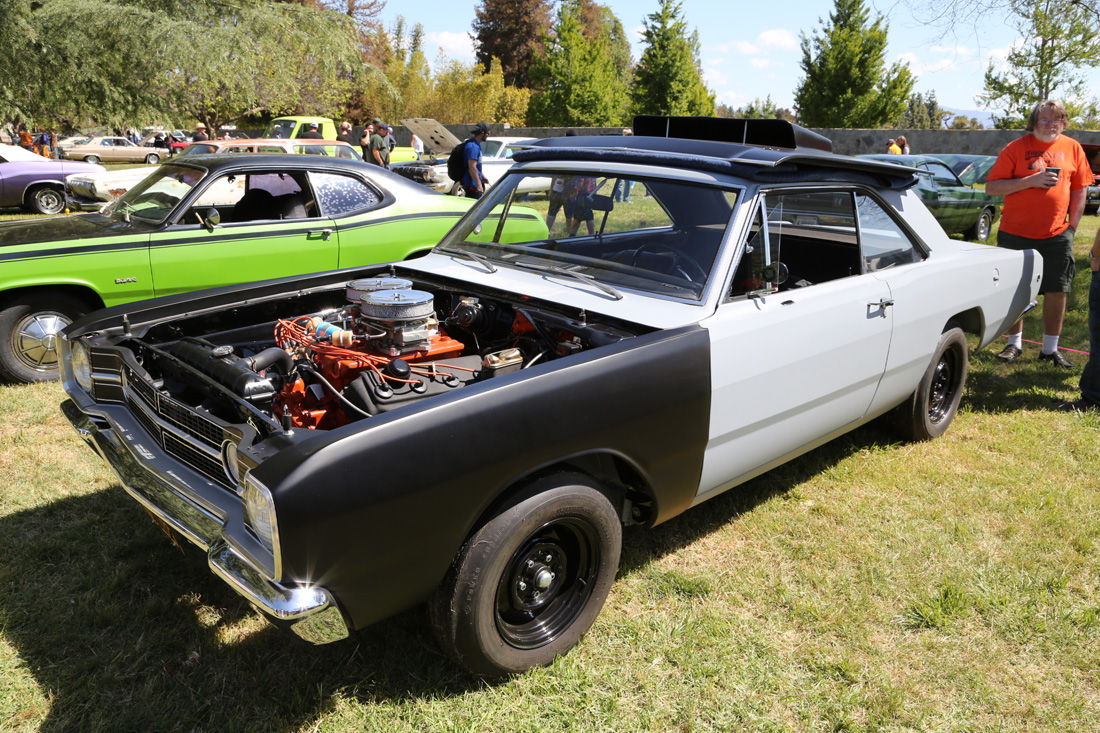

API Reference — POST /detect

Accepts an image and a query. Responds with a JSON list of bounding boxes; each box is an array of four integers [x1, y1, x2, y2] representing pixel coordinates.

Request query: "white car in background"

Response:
[[392, 118, 535, 195], [65, 138, 363, 210]]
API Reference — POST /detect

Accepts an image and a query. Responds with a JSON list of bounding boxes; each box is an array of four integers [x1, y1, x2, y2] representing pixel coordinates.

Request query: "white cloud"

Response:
[[750, 58, 772, 69], [758, 29, 797, 50], [425, 31, 474, 61], [716, 29, 796, 56], [704, 68, 729, 88], [896, 52, 957, 75]]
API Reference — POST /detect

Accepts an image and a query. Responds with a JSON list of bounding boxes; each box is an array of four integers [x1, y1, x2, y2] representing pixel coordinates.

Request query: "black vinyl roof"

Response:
[[514, 117, 919, 189]]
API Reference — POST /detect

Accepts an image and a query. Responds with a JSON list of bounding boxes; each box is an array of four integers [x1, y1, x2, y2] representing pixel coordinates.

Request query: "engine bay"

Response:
[[125, 273, 640, 435]]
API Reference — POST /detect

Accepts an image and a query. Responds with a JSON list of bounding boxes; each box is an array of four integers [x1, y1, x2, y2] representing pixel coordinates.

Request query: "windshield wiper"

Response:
[[510, 261, 623, 300], [437, 244, 498, 273]]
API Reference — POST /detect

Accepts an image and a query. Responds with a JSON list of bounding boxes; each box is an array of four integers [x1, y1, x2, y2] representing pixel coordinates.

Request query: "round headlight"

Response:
[[70, 340, 93, 393]]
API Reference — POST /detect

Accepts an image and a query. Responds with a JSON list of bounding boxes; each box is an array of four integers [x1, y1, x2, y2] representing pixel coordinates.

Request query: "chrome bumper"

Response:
[[61, 398, 349, 644]]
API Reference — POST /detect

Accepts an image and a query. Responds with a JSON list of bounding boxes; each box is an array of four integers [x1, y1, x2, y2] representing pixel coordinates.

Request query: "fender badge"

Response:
[[115, 277, 138, 284]]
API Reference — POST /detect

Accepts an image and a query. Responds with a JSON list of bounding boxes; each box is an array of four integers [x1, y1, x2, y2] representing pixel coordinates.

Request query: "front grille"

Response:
[[122, 363, 233, 489], [163, 432, 228, 487]]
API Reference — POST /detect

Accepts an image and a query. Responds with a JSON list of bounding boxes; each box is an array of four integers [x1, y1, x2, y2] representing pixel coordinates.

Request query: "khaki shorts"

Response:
[[997, 227, 1076, 293]]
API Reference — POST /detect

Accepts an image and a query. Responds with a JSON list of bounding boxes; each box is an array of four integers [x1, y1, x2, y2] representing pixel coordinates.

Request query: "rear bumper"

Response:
[[61, 397, 349, 644]]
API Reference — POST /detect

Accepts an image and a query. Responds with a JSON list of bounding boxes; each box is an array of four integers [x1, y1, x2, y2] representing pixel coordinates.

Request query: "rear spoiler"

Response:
[[632, 115, 832, 152]]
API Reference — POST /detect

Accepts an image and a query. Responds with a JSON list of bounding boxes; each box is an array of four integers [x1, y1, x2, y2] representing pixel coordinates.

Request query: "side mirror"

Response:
[[203, 207, 221, 231], [589, 194, 614, 212], [761, 261, 789, 285]]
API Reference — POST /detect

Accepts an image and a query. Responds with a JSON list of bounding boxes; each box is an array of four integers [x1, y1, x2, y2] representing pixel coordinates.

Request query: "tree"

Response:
[[0, 0, 369, 131], [471, 0, 554, 88], [527, 0, 631, 126], [948, 114, 985, 129], [631, 0, 715, 117], [794, 0, 915, 128], [377, 17, 435, 123], [977, 0, 1100, 128], [895, 92, 949, 128], [423, 56, 530, 126], [717, 97, 797, 122]]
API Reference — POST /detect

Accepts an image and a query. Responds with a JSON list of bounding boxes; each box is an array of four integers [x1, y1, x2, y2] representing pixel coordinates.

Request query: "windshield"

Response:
[[264, 120, 298, 139], [107, 164, 206, 223], [436, 169, 739, 300]]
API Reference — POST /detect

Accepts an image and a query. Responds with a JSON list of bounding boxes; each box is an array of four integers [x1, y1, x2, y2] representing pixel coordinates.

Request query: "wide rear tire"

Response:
[[892, 326, 968, 441], [429, 473, 621, 678]]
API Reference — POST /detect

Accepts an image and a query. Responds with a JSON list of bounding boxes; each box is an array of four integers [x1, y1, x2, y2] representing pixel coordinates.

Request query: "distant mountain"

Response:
[[941, 107, 996, 129]]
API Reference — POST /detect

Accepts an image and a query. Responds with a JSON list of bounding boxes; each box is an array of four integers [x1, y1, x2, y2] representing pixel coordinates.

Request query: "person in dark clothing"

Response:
[[300, 121, 323, 140], [191, 123, 209, 142], [461, 121, 491, 199], [336, 122, 353, 144], [369, 124, 390, 168]]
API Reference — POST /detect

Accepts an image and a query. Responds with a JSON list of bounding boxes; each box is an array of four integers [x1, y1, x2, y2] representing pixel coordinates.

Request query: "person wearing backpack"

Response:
[[455, 122, 490, 199]]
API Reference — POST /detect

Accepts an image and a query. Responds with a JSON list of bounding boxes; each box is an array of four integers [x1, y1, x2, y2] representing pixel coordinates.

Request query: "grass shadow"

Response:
[[618, 420, 897, 576], [0, 485, 484, 732]]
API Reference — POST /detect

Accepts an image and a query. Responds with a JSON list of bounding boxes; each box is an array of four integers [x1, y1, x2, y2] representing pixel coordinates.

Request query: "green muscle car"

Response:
[[860, 154, 1003, 243], [0, 155, 548, 383]]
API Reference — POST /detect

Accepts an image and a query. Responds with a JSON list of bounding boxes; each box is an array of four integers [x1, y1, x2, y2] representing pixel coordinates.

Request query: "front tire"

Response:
[[145, 153, 161, 165], [27, 186, 66, 215], [83, 155, 99, 164], [965, 209, 993, 243], [0, 293, 89, 383], [429, 473, 621, 678], [892, 326, 968, 441]]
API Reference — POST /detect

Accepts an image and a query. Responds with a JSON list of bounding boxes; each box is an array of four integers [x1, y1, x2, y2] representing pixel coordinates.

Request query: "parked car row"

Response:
[[0, 142, 105, 215], [0, 154, 489, 383], [65, 138, 363, 210], [52, 117, 1040, 678]]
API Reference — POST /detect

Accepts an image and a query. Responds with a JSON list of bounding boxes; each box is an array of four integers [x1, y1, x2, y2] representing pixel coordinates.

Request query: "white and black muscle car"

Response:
[[60, 117, 1041, 678]]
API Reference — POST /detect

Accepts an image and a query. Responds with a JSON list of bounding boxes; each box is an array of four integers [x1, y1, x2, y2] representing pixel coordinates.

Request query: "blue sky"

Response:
[[379, 0, 1100, 124]]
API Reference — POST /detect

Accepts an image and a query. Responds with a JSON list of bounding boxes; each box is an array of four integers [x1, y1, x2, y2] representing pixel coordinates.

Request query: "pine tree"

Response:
[[631, 0, 714, 117], [471, 0, 554, 88], [794, 0, 914, 128], [527, 0, 631, 126]]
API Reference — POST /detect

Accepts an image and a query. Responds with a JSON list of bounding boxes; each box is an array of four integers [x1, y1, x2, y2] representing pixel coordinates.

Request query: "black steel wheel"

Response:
[[0, 293, 89, 383], [892, 325, 968, 441], [430, 473, 621, 678], [27, 186, 65, 215]]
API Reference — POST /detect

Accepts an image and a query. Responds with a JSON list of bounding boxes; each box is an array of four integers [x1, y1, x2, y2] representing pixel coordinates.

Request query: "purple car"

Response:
[[0, 143, 105, 215]]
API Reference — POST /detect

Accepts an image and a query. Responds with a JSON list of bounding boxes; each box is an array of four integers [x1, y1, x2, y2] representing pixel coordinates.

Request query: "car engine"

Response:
[[155, 276, 633, 432]]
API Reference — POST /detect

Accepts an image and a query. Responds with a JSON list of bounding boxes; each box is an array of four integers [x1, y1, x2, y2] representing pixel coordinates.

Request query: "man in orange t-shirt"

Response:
[[986, 99, 1092, 368]]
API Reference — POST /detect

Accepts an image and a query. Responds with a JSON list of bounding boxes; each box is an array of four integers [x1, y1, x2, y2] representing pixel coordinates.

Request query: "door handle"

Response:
[[308, 228, 333, 241], [869, 299, 894, 318]]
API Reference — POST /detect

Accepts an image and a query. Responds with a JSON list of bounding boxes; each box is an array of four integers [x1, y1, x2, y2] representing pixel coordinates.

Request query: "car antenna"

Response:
[[122, 314, 131, 336]]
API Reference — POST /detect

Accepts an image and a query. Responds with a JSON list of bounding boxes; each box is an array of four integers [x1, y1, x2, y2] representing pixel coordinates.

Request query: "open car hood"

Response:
[[401, 118, 462, 155]]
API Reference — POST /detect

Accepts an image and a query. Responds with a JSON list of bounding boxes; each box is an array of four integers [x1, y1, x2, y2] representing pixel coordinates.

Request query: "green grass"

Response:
[[0, 211, 1098, 731]]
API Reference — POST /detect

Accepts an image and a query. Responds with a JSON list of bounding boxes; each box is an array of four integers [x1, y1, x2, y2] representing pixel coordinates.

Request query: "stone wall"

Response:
[[385, 124, 1100, 156]]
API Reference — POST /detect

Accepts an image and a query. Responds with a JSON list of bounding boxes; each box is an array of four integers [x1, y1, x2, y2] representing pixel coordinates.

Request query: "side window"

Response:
[[311, 172, 381, 216], [764, 190, 862, 288], [729, 204, 779, 298], [855, 193, 924, 272], [926, 161, 960, 187]]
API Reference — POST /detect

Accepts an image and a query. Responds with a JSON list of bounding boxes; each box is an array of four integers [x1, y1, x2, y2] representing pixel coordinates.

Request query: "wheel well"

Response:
[[0, 284, 104, 312], [947, 308, 982, 337], [471, 452, 658, 541], [23, 181, 63, 202]]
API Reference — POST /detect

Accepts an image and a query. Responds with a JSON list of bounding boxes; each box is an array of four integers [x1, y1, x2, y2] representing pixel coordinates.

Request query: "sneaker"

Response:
[[1056, 398, 1096, 412], [995, 344, 1022, 361], [1038, 349, 1075, 368]]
